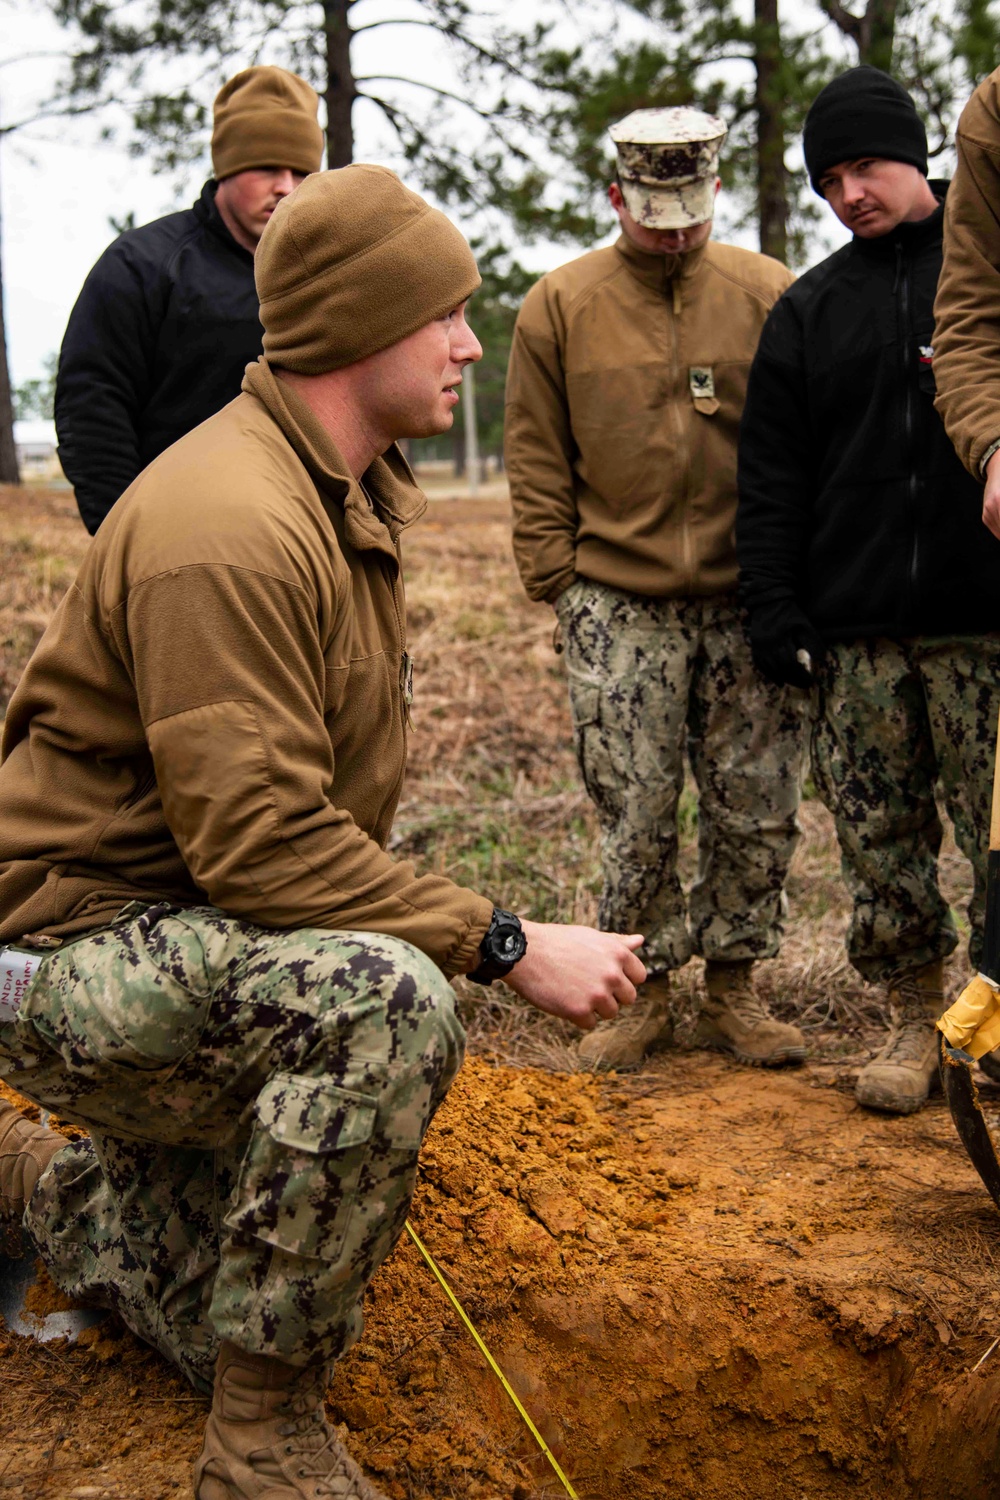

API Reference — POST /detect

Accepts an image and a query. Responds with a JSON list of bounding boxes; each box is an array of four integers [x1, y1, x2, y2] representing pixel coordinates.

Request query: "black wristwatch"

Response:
[[468, 907, 527, 985]]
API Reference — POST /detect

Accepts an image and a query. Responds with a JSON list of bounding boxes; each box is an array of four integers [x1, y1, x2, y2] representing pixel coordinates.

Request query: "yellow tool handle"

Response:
[[991, 707, 1000, 853], [981, 709, 1000, 981]]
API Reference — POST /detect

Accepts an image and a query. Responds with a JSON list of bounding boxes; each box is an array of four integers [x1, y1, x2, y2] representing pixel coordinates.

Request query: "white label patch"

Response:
[[689, 366, 715, 400], [0, 949, 39, 1023]]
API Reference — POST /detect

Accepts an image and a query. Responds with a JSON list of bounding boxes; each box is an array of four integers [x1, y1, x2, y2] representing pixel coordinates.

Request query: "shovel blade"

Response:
[[940, 1033, 1000, 1212], [0, 1243, 107, 1344]]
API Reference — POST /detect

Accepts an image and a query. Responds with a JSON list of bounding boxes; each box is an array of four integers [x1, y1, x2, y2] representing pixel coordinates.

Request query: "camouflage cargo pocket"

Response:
[[568, 678, 623, 816], [223, 1073, 378, 1261]]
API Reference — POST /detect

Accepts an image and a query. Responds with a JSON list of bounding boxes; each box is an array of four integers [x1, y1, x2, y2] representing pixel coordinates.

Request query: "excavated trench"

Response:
[[335, 1054, 1000, 1500], [4, 1054, 1000, 1499]]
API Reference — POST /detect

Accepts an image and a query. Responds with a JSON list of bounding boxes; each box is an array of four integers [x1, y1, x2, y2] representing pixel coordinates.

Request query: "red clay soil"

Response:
[[4, 1053, 1000, 1500]]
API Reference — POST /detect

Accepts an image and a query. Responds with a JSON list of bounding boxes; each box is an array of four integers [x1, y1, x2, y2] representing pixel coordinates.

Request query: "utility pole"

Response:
[[463, 359, 480, 498], [0, 105, 21, 486]]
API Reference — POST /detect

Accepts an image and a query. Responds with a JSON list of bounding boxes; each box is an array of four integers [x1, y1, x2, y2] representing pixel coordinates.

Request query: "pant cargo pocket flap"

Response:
[[255, 1074, 377, 1154], [569, 679, 602, 730]]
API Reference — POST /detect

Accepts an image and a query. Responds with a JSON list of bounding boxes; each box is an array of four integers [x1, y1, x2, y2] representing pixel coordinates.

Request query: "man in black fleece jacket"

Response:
[[737, 66, 1000, 1116], [55, 65, 323, 534]]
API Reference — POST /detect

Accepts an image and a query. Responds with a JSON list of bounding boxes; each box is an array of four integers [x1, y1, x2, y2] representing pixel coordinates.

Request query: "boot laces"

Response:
[[879, 1017, 936, 1066], [621, 995, 669, 1035], [276, 1390, 371, 1497], [880, 974, 945, 1066], [891, 971, 945, 1007], [731, 990, 771, 1026], [719, 974, 771, 1026]]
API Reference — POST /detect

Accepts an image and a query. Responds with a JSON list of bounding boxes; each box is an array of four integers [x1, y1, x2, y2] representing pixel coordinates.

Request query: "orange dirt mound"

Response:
[[6, 1053, 1000, 1498]]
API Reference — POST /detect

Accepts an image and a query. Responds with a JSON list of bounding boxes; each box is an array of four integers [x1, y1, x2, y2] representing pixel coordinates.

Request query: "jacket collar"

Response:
[[614, 232, 710, 296], [850, 180, 948, 260], [241, 358, 427, 559], [193, 180, 256, 266]]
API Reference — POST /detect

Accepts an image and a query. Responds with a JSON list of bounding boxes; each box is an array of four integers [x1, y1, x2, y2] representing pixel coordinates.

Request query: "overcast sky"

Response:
[[0, 0, 855, 387]]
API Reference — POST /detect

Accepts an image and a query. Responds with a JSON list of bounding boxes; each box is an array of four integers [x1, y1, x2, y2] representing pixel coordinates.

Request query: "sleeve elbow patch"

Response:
[[147, 698, 290, 907]]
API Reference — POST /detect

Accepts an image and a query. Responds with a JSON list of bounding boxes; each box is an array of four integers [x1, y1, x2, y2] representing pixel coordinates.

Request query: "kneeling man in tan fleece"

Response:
[[0, 168, 643, 1500]]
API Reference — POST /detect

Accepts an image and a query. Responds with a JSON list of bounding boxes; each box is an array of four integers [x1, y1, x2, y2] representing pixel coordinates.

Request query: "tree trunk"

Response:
[[323, 0, 356, 167], [0, 136, 20, 486], [822, 0, 899, 70], [858, 0, 898, 68], [755, 0, 788, 263]]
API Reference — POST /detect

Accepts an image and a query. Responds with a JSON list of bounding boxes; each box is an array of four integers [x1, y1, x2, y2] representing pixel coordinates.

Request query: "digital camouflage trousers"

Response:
[[556, 581, 807, 976], [811, 634, 1000, 981], [0, 902, 464, 1393]]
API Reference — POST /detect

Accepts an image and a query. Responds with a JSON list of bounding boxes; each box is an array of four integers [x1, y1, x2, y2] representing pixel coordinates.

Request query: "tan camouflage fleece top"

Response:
[[505, 234, 794, 603], [0, 359, 492, 975]]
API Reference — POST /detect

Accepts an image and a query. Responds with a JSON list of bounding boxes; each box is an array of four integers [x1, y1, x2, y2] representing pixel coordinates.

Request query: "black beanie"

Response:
[[803, 66, 928, 195]]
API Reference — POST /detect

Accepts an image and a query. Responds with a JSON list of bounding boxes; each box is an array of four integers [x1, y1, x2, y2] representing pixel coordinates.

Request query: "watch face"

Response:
[[493, 919, 526, 965]]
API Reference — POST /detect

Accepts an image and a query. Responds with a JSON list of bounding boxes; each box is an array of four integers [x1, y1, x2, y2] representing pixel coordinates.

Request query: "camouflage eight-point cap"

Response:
[[609, 106, 727, 229]]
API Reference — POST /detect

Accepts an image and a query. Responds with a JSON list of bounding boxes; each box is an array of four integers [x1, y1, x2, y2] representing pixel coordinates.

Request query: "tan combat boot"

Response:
[[0, 1095, 65, 1253], [577, 979, 674, 1072], [694, 960, 806, 1067], [855, 960, 945, 1115], [194, 1342, 389, 1500]]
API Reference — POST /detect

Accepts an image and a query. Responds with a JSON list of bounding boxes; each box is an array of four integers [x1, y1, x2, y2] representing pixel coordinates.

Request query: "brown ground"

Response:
[[2, 486, 999, 1499]]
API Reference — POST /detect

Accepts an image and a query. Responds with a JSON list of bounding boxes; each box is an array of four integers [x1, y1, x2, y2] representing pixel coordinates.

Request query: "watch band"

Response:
[[467, 907, 527, 985], [981, 437, 1000, 476]]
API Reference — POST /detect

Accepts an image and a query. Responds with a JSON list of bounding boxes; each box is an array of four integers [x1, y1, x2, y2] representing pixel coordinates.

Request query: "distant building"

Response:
[[13, 420, 64, 483]]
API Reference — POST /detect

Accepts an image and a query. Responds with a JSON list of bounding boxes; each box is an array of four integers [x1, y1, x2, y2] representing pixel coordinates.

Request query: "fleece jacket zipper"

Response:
[[666, 275, 694, 591]]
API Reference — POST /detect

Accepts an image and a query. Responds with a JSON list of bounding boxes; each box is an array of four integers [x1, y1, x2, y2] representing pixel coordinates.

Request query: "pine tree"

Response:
[[44, 0, 552, 213], [23, 0, 560, 490], [506, 0, 1000, 265], [820, 0, 1000, 163], [507, 0, 832, 265]]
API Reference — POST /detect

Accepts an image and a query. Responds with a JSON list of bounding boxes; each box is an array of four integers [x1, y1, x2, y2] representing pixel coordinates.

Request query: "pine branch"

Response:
[[0, 97, 116, 136], [354, 73, 508, 120], [816, 0, 862, 40], [0, 50, 68, 69], [349, 16, 454, 33]]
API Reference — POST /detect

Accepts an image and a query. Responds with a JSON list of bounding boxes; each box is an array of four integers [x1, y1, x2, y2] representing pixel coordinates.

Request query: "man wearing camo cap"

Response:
[[506, 106, 808, 1071]]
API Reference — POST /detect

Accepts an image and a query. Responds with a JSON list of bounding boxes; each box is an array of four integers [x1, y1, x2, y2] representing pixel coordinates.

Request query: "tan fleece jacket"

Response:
[[505, 234, 794, 602], [0, 360, 492, 975], [933, 68, 1000, 477]]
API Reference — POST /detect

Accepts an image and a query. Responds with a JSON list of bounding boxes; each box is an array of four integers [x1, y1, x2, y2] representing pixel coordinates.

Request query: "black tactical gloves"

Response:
[[748, 601, 826, 690]]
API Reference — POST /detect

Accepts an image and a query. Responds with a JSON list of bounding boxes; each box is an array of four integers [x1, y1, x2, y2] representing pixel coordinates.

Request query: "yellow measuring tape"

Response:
[[403, 1220, 579, 1499]]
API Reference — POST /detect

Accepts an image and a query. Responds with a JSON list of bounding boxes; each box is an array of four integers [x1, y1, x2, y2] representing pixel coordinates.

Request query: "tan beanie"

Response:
[[255, 165, 481, 374], [212, 66, 324, 180]]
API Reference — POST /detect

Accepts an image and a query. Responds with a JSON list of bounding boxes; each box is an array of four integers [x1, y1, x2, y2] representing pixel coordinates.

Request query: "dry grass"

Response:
[[0, 485, 978, 1079], [0, 488, 89, 707]]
